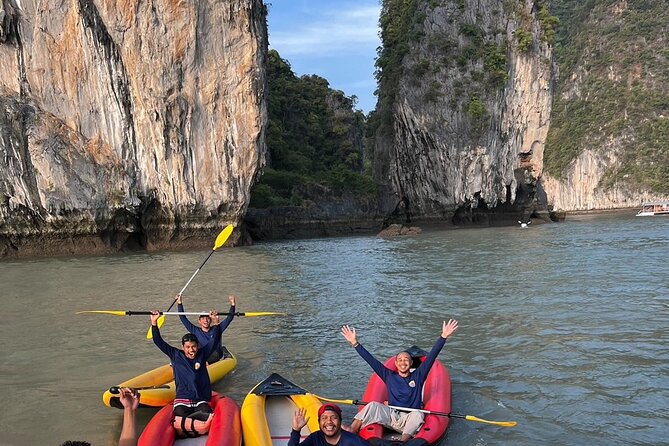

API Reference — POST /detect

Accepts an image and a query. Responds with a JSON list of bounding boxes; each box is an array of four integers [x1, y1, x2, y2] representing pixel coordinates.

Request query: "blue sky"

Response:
[[266, 1, 381, 114]]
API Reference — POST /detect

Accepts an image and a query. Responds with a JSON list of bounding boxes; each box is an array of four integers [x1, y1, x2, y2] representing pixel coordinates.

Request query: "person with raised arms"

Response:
[[289, 404, 369, 446], [340, 319, 459, 442], [150, 310, 222, 437], [175, 293, 236, 363]]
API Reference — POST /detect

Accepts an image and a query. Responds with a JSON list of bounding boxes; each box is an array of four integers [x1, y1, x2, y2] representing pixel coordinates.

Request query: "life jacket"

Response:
[[173, 412, 213, 438]]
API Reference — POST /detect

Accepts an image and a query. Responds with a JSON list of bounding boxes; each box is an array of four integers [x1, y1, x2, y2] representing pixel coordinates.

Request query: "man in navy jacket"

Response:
[[150, 310, 222, 420], [341, 319, 458, 442], [175, 293, 236, 363]]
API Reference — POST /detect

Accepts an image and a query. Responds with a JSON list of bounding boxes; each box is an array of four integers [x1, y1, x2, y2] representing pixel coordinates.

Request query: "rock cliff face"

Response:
[[373, 0, 555, 225], [541, 0, 669, 211], [0, 0, 267, 257]]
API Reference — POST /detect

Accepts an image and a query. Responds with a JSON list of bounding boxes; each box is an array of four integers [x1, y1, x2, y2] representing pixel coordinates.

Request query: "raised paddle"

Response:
[[78, 310, 286, 317], [147, 224, 234, 339], [314, 396, 517, 428]]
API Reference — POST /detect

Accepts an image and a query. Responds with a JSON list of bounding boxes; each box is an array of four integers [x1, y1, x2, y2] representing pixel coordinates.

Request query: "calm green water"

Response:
[[1, 213, 667, 445]]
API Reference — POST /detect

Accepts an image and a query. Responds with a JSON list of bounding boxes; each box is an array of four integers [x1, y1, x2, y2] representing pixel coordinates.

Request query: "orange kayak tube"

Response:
[[138, 392, 242, 446]]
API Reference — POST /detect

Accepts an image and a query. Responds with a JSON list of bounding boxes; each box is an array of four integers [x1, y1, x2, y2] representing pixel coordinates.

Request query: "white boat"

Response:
[[636, 201, 669, 217]]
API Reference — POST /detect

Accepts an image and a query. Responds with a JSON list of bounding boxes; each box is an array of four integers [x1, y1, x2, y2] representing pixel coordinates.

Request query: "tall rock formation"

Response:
[[542, 0, 669, 211], [0, 0, 267, 257], [372, 0, 557, 225]]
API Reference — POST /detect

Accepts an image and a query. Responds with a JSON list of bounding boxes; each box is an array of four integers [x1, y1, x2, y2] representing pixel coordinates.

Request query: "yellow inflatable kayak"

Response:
[[241, 373, 322, 446], [103, 346, 237, 408]]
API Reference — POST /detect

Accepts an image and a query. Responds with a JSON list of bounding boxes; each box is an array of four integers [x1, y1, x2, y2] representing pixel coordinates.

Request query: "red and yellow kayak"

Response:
[[103, 347, 237, 408]]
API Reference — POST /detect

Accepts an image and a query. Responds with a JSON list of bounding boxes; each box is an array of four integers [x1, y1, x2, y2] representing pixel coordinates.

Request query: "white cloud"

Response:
[[269, 5, 381, 56]]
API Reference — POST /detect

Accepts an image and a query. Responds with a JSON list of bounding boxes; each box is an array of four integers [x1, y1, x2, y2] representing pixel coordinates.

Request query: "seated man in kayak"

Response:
[[175, 293, 236, 363], [289, 404, 369, 446], [150, 310, 222, 434], [341, 319, 458, 442]]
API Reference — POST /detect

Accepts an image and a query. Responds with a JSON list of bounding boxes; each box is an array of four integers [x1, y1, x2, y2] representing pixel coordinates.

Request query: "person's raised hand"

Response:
[[292, 407, 309, 431], [119, 387, 139, 411], [442, 319, 458, 339], [341, 325, 358, 346]]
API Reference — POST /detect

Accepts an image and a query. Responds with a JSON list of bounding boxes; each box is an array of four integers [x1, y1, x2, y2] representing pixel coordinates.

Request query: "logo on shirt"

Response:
[[408, 380, 416, 388], [194, 362, 201, 370]]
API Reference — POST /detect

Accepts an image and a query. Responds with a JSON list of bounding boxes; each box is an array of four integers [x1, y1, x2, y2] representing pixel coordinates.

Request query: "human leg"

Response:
[[388, 410, 424, 441], [353, 401, 394, 429]]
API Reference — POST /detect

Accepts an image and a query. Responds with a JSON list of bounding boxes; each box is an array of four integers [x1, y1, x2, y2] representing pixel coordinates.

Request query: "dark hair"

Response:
[[60, 442, 92, 446], [182, 333, 198, 345]]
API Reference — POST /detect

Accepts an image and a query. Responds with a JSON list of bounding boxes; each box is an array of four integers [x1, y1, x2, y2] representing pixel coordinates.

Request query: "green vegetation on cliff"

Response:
[[545, 0, 669, 193], [250, 50, 374, 208], [373, 0, 422, 137]]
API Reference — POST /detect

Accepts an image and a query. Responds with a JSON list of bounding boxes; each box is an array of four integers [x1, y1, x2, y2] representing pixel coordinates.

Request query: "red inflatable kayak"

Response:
[[357, 346, 451, 446], [138, 392, 241, 446]]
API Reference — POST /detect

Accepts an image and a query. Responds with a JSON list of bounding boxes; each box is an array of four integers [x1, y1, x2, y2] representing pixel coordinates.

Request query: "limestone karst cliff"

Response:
[[542, 0, 669, 211], [370, 0, 557, 225], [0, 0, 267, 257]]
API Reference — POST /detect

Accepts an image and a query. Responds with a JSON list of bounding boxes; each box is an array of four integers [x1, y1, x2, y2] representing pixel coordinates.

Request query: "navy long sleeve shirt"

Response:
[[288, 429, 369, 446], [354, 337, 446, 409], [177, 303, 235, 348], [151, 323, 221, 401]]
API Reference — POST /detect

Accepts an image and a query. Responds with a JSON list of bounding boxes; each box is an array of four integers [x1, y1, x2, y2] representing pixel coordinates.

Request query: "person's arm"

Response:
[[341, 325, 389, 380], [218, 295, 236, 331], [150, 312, 174, 357], [176, 294, 198, 333], [118, 387, 139, 446], [417, 319, 458, 375]]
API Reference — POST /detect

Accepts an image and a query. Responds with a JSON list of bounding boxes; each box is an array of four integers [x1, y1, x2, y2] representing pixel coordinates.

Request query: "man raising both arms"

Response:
[[341, 319, 458, 442], [175, 293, 236, 363], [150, 310, 222, 435]]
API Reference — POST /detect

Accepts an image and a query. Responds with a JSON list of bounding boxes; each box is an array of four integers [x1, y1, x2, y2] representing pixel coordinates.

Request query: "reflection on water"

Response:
[[1, 212, 668, 445]]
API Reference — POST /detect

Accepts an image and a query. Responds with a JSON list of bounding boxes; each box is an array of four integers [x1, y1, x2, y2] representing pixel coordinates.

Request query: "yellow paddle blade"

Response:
[[464, 415, 517, 427], [214, 225, 234, 250], [146, 314, 166, 340], [76, 310, 128, 316], [312, 395, 356, 405], [241, 312, 287, 317]]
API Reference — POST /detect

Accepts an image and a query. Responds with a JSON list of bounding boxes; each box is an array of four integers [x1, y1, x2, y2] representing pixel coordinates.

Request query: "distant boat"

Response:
[[636, 201, 669, 217]]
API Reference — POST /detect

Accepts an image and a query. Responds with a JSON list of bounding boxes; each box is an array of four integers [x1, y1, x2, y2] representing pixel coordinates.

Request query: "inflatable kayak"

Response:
[[357, 346, 451, 446], [137, 391, 241, 446], [103, 346, 237, 408], [241, 373, 322, 446]]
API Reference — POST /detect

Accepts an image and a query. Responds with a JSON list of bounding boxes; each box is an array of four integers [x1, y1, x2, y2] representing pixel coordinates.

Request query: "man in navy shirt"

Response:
[[150, 310, 222, 421], [341, 319, 458, 442], [289, 404, 369, 446], [175, 293, 236, 363]]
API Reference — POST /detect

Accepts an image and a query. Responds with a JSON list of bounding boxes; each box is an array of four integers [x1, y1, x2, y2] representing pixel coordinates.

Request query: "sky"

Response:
[[266, 0, 382, 114]]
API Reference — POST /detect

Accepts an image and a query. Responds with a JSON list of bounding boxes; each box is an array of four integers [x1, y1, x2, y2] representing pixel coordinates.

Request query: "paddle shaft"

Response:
[[132, 311, 274, 316], [171, 250, 216, 310], [315, 397, 516, 427]]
